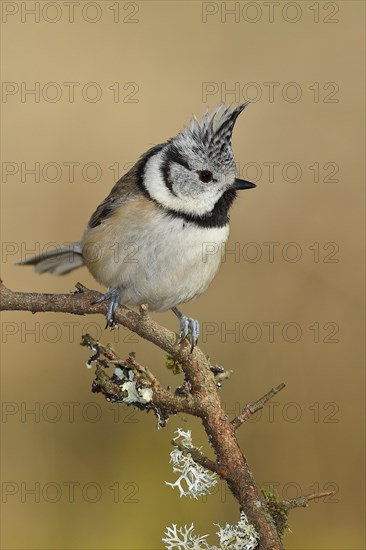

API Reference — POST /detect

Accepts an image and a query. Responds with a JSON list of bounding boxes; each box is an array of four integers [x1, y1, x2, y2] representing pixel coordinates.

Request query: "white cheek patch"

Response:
[[143, 152, 222, 217]]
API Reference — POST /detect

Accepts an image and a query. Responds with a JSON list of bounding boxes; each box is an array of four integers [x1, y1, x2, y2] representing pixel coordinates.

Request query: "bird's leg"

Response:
[[92, 287, 121, 329], [171, 307, 199, 352]]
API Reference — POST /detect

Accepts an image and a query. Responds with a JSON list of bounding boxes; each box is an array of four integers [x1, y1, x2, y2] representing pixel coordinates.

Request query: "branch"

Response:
[[232, 383, 286, 430], [81, 333, 196, 427], [282, 491, 335, 510], [1, 279, 328, 549], [0, 280, 184, 358]]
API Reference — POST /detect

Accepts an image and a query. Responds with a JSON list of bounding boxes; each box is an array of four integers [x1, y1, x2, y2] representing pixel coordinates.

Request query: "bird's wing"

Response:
[[88, 172, 139, 229], [87, 143, 166, 229]]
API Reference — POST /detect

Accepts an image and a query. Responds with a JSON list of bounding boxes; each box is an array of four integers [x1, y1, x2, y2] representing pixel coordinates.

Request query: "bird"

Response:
[[19, 103, 256, 351]]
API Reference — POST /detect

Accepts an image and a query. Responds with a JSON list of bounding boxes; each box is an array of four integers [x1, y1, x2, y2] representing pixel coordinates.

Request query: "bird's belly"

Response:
[[83, 213, 229, 311], [122, 219, 229, 311]]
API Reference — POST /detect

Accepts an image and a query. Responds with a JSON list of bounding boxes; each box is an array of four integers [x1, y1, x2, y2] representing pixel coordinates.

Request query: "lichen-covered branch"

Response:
[[171, 439, 221, 476], [0, 279, 332, 550], [81, 333, 197, 427]]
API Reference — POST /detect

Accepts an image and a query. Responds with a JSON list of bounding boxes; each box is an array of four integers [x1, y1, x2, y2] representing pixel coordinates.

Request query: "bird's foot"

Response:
[[93, 287, 121, 329], [172, 307, 199, 352]]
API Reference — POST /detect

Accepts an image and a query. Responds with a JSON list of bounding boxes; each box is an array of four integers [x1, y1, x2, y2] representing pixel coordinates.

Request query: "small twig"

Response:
[[282, 491, 335, 510], [232, 383, 286, 430], [171, 440, 222, 476]]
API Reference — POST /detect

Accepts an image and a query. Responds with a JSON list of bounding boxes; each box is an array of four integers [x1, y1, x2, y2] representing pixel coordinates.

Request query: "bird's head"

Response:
[[141, 104, 255, 223]]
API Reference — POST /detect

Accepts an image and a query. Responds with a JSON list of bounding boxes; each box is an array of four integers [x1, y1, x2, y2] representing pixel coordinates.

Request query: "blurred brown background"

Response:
[[1, 1, 365, 549]]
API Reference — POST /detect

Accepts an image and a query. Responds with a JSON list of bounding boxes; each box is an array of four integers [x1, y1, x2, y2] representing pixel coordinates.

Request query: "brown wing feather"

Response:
[[87, 143, 166, 229], [88, 166, 140, 229]]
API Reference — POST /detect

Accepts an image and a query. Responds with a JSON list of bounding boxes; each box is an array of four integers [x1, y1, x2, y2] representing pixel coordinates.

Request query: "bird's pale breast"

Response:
[[82, 196, 229, 311]]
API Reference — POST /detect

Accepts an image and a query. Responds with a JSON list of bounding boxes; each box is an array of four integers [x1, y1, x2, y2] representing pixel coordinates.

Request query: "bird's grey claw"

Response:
[[178, 315, 199, 352], [92, 288, 121, 329]]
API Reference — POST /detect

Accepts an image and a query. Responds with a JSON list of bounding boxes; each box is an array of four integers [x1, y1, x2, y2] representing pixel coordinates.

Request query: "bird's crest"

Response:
[[173, 103, 249, 170]]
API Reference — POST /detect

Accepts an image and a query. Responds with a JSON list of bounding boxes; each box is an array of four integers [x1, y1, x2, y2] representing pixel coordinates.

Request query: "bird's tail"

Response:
[[17, 242, 84, 276]]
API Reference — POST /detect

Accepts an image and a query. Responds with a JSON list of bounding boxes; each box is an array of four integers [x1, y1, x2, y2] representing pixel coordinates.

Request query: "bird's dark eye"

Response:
[[198, 170, 213, 183]]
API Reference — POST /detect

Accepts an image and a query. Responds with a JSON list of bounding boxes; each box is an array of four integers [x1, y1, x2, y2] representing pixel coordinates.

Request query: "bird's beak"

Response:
[[234, 178, 256, 190]]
